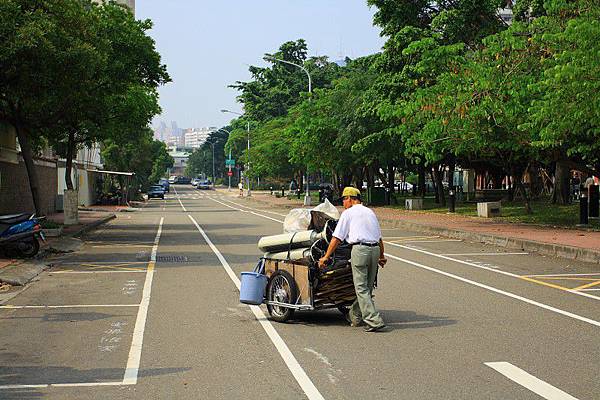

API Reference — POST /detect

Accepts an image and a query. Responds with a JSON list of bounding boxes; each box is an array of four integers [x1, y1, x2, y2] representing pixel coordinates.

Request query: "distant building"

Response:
[[168, 147, 191, 176], [184, 127, 217, 149], [498, 0, 514, 25], [93, 0, 135, 14]]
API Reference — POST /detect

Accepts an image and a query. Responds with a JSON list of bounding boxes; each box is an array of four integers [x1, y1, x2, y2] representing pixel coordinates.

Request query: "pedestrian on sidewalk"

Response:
[[318, 187, 387, 332], [238, 181, 244, 197]]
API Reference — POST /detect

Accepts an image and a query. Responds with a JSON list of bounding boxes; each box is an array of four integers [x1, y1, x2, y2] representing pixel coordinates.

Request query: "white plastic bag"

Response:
[[283, 208, 312, 233], [312, 199, 340, 220]]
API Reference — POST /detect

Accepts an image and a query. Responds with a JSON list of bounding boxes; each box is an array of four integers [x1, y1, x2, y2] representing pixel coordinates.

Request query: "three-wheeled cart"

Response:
[[262, 257, 356, 322]]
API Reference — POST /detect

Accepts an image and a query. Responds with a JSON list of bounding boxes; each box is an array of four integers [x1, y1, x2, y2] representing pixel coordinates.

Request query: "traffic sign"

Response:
[[225, 159, 235, 166], [227, 171, 233, 176]]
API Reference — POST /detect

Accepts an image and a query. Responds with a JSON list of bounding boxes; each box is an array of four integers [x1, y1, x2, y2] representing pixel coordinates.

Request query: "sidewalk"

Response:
[[0, 208, 119, 288], [217, 189, 600, 265]]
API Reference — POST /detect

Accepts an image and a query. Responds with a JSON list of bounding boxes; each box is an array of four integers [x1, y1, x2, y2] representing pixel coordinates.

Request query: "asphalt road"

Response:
[[1, 185, 599, 399]]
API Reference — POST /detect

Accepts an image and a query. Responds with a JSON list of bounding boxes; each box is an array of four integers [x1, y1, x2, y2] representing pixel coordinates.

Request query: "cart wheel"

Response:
[[266, 270, 298, 323], [337, 305, 349, 316]]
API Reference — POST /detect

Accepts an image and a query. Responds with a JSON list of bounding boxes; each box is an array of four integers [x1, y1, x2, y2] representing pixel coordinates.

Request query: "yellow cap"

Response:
[[342, 187, 361, 197]]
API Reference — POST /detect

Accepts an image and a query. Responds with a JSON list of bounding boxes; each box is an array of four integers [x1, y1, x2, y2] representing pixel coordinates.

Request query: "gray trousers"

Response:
[[349, 245, 385, 328]]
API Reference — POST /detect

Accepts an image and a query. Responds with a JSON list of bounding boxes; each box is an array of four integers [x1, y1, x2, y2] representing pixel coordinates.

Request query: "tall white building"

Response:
[[184, 127, 217, 149]]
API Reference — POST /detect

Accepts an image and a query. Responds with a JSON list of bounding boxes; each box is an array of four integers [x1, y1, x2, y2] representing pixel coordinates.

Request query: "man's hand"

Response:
[[318, 256, 329, 269], [378, 257, 387, 268]]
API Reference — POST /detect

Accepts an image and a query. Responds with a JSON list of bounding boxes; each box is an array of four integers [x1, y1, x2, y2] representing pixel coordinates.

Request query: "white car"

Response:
[[395, 181, 414, 191]]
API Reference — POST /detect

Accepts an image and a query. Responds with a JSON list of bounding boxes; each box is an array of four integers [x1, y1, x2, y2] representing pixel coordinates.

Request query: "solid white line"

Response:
[[51, 271, 146, 274], [400, 239, 462, 243], [384, 252, 600, 328], [0, 381, 129, 390], [0, 384, 49, 389], [441, 252, 529, 256], [0, 304, 138, 309], [122, 216, 163, 385], [485, 362, 579, 400], [581, 288, 600, 291], [206, 197, 285, 224], [52, 381, 129, 387], [222, 198, 288, 217], [385, 241, 600, 302], [524, 273, 600, 277], [173, 188, 187, 212], [187, 214, 324, 400]]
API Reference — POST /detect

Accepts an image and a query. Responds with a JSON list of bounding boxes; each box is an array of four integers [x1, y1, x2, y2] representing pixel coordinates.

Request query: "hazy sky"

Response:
[[136, 1, 385, 130]]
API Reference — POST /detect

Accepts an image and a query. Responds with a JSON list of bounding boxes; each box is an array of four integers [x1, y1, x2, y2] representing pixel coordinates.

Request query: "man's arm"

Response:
[[378, 238, 387, 267], [318, 237, 342, 268]]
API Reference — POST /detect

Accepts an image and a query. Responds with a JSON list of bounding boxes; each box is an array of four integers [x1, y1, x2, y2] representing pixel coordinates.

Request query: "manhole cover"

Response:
[[156, 255, 188, 262]]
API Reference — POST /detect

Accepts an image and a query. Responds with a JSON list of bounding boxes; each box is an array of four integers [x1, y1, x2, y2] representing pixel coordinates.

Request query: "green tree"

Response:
[[0, 0, 168, 214]]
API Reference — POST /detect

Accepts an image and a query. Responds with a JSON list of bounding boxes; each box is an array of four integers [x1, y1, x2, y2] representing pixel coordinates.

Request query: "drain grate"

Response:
[[156, 255, 188, 262]]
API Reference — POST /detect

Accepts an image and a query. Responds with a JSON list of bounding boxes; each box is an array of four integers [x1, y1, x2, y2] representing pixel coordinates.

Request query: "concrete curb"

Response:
[[0, 260, 48, 286], [378, 217, 600, 265], [68, 214, 116, 238]]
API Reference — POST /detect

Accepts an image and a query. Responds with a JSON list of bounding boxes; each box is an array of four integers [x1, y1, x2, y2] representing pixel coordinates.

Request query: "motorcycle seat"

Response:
[[0, 213, 31, 225]]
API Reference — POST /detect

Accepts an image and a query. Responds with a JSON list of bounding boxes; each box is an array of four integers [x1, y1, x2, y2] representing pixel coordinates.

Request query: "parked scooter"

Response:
[[0, 213, 45, 258]]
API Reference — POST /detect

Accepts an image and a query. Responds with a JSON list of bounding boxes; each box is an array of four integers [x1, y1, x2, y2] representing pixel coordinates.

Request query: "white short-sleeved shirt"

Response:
[[332, 204, 381, 244]]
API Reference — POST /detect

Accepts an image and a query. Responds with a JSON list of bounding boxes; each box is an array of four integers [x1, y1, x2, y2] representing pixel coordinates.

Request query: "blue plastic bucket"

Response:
[[240, 272, 268, 305]]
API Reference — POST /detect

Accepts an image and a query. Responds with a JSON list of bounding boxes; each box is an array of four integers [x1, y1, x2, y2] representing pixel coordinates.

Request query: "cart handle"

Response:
[[254, 258, 266, 275]]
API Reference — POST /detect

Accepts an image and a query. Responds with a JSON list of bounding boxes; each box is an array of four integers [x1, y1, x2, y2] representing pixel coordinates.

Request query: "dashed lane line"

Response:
[[485, 362, 579, 400], [385, 241, 600, 302], [0, 304, 139, 309], [384, 252, 600, 328]]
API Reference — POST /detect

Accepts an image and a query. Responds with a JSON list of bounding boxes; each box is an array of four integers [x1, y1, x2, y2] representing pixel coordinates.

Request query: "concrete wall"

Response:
[[0, 158, 58, 215]]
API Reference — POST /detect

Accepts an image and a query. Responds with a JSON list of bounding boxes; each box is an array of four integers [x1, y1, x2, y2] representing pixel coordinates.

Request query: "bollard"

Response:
[[589, 185, 599, 218], [296, 188, 301, 199], [270, 186, 273, 196], [579, 193, 589, 225], [448, 189, 456, 213], [385, 187, 391, 205], [281, 186, 285, 198]]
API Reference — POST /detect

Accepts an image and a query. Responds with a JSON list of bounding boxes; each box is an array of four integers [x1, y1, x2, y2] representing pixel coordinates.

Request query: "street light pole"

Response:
[[221, 109, 251, 197], [265, 55, 312, 206], [215, 127, 232, 191], [206, 140, 215, 189]]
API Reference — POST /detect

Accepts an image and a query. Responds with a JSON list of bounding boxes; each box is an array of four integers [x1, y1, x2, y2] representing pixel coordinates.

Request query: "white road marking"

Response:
[[187, 214, 325, 400], [384, 252, 600, 328], [385, 241, 600, 302], [173, 188, 187, 211], [524, 273, 600, 277], [0, 382, 128, 389], [206, 197, 284, 224], [485, 362, 579, 400], [0, 304, 138, 309], [399, 239, 463, 243], [221, 198, 288, 217], [122, 216, 163, 385], [441, 252, 529, 256], [50, 271, 146, 274]]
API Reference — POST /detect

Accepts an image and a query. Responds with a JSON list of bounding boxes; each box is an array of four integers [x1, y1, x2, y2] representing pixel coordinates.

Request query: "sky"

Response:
[[136, 1, 386, 130]]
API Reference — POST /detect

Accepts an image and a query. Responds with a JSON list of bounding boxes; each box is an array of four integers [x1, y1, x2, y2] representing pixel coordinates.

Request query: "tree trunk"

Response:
[[418, 163, 426, 198], [552, 158, 571, 205], [65, 131, 76, 190], [433, 165, 446, 206], [14, 122, 43, 215], [517, 177, 532, 214], [387, 163, 395, 205]]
